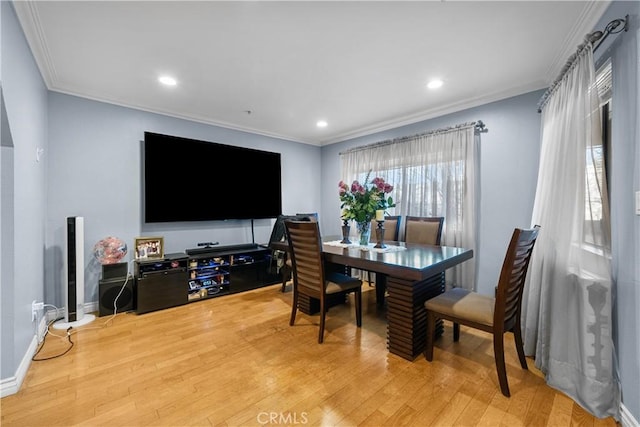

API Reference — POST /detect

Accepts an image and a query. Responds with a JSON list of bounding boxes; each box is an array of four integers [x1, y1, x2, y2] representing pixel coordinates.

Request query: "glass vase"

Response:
[[356, 221, 371, 246]]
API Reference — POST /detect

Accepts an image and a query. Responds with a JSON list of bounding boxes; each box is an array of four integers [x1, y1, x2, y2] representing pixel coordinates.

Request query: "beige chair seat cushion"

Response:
[[325, 272, 362, 294], [425, 288, 495, 327]]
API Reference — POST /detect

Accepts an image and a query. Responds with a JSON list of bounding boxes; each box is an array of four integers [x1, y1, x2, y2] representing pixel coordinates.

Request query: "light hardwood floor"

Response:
[[1, 283, 618, 426]]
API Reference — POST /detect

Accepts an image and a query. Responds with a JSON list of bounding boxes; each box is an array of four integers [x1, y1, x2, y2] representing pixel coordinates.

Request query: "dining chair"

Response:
[[369, 215, 401, 244], [366, 216, 402, 286], [423, 226, 540, 397], [284, 220, 362, 343], [267, 214, 306, 292], [404, 216, 444, 245], [278, 213, 318, 292], [371, 215, 443, 299], [296, 213, 319, 221]]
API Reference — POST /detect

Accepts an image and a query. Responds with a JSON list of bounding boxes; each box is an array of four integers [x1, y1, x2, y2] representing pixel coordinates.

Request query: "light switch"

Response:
[[636, 191, 640, 215]]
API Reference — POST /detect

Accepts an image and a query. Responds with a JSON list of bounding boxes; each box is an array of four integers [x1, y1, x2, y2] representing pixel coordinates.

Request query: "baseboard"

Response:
[[41, 301, 98, 322], [85, 301, 98, 315], [36, 313, 48, 343], [0, 333, 38, 398], [621, 403, 639, 427], [0, 301, 99, 398]]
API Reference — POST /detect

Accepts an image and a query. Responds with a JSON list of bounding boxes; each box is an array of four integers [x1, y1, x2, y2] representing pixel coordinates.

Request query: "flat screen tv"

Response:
[[143, 132, 282, 223]]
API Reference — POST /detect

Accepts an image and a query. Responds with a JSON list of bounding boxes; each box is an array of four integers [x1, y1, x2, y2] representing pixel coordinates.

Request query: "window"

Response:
[[584, 60, 611, 247]]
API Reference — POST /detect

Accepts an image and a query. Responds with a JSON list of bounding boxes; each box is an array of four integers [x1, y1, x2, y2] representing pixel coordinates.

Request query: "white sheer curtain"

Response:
[[522, 42, 620, 418], [340, 123, 479, 289]]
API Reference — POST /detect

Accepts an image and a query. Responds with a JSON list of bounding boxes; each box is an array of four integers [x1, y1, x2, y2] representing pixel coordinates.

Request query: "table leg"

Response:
[[386, 272, 445, 360], [375, 274, 387, 307]]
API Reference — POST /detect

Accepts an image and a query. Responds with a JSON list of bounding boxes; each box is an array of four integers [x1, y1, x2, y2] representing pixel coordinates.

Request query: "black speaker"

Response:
[[102, 262, 128, 280], [99, 275, 134, 316]]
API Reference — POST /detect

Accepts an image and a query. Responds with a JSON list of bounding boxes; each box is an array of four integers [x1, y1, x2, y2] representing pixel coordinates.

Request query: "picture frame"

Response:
[[134, 236, 164, 260]]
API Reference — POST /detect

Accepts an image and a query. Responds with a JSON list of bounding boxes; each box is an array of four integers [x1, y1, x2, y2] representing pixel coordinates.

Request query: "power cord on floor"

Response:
[[32, 317, 74, 361], [32, 260, 135, 360]]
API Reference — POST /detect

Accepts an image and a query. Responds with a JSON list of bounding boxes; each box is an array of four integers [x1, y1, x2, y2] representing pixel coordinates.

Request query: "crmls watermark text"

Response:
[[257, 411, 309, 425]]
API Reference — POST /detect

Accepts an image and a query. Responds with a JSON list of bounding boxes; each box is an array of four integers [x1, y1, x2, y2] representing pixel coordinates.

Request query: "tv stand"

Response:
[[135, 244, 280, 314]]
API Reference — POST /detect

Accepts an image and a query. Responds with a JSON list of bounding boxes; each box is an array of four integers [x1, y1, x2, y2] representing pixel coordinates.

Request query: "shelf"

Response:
[[192, 272, 227, 279], [135, 246, 281, 313], [189, 263, 228, 271], [187, 281, 229, 301]]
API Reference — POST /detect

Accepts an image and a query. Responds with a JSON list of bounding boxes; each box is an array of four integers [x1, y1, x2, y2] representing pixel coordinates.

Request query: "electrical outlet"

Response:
[[32, 301, 44, 321]]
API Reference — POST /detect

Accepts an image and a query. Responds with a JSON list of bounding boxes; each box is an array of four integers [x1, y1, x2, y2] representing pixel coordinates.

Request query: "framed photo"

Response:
[[134, 236, 164, 260]]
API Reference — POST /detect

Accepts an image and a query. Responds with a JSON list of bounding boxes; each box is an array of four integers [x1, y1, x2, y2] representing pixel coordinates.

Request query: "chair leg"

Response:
[[493, 332, 511, 397], [453, 322, 460, 342], [355, 289, 362, 327], [368, 271, 374, 287], [281, 266, 290, 292], [318, 299, 326, 343], [424, 311, 435, 361], [513, 322, 528, 369], [289, 290, 298, 326]]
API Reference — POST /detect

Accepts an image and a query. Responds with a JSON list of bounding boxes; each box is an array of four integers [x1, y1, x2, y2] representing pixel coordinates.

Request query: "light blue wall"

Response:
[[1, 1, 48, 380], [594, 1, 640, 422], [46, 93, 321, 305], [321, 91, 542, 298]]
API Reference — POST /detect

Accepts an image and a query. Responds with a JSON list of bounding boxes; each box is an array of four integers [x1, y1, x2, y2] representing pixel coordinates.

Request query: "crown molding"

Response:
[[12, 1, 57, 88], [542, 0, 611, 84]]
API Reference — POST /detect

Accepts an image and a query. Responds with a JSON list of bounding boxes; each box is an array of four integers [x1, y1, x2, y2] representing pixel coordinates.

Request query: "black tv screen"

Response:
[[143, 132, 282, 223]]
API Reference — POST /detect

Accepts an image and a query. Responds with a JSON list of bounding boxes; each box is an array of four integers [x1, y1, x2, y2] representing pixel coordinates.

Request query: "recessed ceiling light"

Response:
[[316, 120, 328, 128], [158, 76, 177, 86], [427, 79, 443, 89]]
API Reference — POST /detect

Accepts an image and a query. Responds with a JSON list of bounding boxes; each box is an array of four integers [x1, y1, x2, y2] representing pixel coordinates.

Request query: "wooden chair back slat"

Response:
[[494, 227, 539, 331]]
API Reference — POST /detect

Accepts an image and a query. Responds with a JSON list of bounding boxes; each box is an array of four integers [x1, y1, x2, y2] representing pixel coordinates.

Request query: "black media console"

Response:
[[134, 244, 280, 314]]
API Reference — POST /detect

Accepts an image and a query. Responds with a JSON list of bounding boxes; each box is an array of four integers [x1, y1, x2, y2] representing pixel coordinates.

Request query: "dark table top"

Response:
[[271, 237, 473, 282]]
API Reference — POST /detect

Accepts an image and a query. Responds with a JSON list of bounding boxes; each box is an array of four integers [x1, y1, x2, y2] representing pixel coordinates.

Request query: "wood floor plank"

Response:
[[451, 379, 496, 425], [0, 284, 618, 427], [572, 401, 597, 427], [502, 370, 537, 422], [430, 390, 473, 427], [405, 394, 450, 426], [523, 379, 556, 426], [547, 392, 577, 426]]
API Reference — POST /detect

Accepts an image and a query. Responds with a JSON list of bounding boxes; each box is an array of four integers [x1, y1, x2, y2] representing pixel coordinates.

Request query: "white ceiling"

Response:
[[14, 1, 610, 146]]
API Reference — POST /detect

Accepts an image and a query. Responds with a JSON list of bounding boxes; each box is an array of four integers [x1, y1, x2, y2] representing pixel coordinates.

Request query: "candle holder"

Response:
[[340, 219, 352, 244], [374, 220, 386, 249]]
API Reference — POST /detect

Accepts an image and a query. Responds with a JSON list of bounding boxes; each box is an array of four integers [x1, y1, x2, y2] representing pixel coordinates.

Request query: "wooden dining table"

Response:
[[272, 237, 473, 361]]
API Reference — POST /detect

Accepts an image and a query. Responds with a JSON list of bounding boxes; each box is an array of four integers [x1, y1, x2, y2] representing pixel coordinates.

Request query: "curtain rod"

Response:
[[339, 120, 487, 156], [536, 15, 628, 113]]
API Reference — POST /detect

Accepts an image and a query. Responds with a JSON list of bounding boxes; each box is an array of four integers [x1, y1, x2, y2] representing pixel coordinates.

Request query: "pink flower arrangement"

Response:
[[339, 171, 395, 223]]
